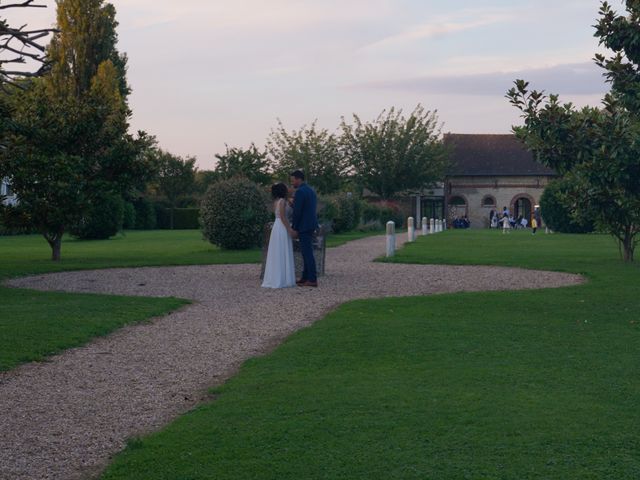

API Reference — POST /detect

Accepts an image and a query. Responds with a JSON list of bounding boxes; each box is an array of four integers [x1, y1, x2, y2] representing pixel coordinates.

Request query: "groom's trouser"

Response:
[[298, 231, 317, 282]]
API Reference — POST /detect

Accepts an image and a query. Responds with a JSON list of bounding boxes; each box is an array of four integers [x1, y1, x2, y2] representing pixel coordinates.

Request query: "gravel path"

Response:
[[0, 235, 583, 480]]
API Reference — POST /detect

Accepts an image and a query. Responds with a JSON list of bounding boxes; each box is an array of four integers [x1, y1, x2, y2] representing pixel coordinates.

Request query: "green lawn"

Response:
[[0, 229, 377, 371], [101, 230, 640, 480]]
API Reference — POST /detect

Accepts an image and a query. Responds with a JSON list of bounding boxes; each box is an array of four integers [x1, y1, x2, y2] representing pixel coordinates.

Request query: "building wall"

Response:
[[446, 175, 554, 228], [1, 178, 18, 206]]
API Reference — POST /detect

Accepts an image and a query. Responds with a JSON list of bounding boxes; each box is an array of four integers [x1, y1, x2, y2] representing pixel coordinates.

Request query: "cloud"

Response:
[[111, 0, 393, 31], [359, 8, 518, 52], [351, 62, 608, 96]]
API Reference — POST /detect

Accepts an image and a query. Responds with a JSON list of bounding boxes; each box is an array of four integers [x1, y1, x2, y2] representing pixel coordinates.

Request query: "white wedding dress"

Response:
[[261, 199, 296, 288]]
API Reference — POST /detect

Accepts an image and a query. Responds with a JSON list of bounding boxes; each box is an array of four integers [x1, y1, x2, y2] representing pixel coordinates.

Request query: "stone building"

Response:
[[412, 134, 556, 228], [1, 178, 17, 206]]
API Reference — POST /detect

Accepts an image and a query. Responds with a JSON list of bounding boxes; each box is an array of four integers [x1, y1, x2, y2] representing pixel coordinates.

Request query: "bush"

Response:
[[540, 179, 594, 234], [362, 201, 404, 229], [319, 194, 362, 233], [133, 198, 156, 230], [200, 177, 269, 249], [123, 202, 136, 230], [70, 193, 124, 240]]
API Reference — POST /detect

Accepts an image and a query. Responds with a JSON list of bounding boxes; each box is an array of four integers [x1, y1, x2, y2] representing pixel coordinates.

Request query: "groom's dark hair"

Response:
[[290, 170, 305, 181]]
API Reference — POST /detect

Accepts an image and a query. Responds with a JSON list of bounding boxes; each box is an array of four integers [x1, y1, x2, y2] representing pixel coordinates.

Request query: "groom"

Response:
[[290, 170, 318, 288]]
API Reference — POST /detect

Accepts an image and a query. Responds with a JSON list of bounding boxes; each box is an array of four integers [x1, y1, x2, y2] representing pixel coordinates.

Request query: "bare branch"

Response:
[[0, 1, 56, 84], [0, 1, 47, 10]]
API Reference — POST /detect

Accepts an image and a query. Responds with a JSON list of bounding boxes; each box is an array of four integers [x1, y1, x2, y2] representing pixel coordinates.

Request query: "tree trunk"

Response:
[[622, 232, 635, 262], [44, 230, 64, 262]]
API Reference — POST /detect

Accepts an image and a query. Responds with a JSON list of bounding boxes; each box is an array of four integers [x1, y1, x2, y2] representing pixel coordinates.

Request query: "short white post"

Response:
[[408, 217, 415, 242], [443, 219, 447, 231], [422, 217, 428, 236], [430, 218, 435, 234], [386, 221, 396, 257]]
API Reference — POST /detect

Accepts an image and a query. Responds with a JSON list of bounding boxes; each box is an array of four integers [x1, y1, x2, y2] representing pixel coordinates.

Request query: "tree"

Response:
[[0, 0, 154, 260], [340, 105, 448, 199], [539, 178, 595, 234], [507, 1, 640, 262], [0, 0, 57, 88], [214, 143, 271, 185], [267, 120, 347, 194], [155, 150, 197, 230]]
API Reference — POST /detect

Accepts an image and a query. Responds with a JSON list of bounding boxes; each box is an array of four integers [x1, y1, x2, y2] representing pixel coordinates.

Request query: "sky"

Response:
[[9, 0, 613, 169]]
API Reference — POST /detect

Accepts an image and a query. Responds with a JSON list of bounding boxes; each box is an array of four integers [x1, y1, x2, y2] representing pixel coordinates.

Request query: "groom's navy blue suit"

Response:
[[292, 182, 318, 282]]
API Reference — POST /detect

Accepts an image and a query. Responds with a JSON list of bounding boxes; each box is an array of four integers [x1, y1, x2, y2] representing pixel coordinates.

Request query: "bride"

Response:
[[262, 183, 297, 288]]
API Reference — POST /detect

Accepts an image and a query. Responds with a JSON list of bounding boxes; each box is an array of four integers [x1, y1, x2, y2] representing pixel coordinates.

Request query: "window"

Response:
[[482, 195, 496, 207], [448, 196, 466, 206]]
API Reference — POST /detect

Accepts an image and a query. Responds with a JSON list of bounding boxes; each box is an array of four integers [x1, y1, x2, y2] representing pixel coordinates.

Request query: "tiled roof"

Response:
[[444, 133, 556, 177]]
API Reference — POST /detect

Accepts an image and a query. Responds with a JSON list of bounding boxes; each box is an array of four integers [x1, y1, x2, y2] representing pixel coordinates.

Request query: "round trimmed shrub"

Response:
[[540, 178, 594, 233], [200, 177, 269, 249], [70, 192, 124, 240]]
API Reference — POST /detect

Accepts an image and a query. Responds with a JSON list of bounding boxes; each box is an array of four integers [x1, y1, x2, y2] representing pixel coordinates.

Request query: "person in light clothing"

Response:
[[262, 183, 297, 289], [501, 214, 511, 234]]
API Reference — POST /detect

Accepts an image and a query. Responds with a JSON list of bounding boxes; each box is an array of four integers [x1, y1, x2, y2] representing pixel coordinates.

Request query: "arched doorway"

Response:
[[448, 195, 467, 220], [513, 196, 532, 221]]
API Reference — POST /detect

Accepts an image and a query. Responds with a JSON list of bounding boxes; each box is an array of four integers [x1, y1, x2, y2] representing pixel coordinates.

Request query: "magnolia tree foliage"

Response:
[[539, 178, 595, 234], [214, 143, 271, 185], [267, 120, 347, 195], [340, 105, 448, 199], [507, 1, 640, 262], [0, 0, 154, 260]]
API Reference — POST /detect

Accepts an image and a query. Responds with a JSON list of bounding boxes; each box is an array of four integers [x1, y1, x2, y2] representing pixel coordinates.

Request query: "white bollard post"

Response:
[[422, 217, 428, 236], [443, 219, 447, 231], [434, 219, 439, 233], [430, 218, 435, 234], [408, 217, 415, 242], [386, 221, 396, 257]]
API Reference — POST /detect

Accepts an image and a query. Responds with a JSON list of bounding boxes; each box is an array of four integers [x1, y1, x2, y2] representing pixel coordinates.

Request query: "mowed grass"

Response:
[[0, 229, 378, 371], [101, 230, 640, 480], [0, 230, 261, 279]]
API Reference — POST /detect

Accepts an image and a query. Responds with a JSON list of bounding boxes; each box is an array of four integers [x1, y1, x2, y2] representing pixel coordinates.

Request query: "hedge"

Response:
[[156, 208, 201, 230]]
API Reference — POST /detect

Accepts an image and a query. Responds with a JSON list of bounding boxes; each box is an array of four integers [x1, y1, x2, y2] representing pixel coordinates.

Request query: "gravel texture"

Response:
[[0, 234, 583, 480]]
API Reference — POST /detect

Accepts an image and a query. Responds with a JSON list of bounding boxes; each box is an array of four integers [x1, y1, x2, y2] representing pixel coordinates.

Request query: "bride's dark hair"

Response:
[[271, 183, 288, 199]]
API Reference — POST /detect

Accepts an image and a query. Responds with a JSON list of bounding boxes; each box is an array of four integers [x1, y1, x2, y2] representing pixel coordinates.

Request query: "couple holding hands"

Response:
[[261, 170, 318, 289]]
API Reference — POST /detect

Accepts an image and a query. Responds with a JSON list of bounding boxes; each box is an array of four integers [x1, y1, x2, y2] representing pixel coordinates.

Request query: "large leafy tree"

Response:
[[154, 150, 197, 230], [267, 120, 347, 194], [0, 0, 154, 260], [507, 1, 640, 262], [214, 143, 271, 185], [340, 105, 448, 199]]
